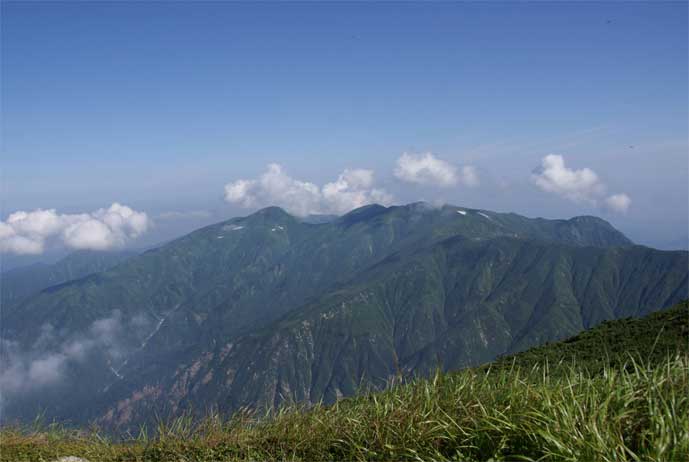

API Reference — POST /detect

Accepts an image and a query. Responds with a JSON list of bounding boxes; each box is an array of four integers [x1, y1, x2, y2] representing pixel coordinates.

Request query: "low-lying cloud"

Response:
[[0, 203, 151, 255], [532, 155, 631, 213], [224, 164, 393, 216], [0, 311, 132, 401], [394, 153, 479, 187]]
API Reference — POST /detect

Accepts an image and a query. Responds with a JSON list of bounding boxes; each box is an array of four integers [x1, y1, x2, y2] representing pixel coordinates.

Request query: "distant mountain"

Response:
[[0, 249, 136, 312], [0, 203, 684, 429]]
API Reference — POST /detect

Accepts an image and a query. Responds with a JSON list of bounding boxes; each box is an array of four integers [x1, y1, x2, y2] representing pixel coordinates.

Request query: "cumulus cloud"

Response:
[[224, 164, 393, 216], [394, 153, 479, 188], [394, 153, 457, 186], [531, 154, 604, 203], [532, 154, 631, 213], [0, 203, 151, 254]]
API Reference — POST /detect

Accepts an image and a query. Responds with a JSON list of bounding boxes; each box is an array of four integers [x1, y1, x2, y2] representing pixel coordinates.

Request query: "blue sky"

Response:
[[1, 1, 687, 260]]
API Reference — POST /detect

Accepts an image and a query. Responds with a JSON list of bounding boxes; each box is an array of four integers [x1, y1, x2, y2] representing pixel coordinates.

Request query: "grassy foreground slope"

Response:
[[2, 301, 687, 462]]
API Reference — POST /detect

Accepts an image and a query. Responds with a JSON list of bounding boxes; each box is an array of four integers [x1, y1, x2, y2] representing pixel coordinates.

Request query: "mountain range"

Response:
[[1, 202, 686, 429], [1, 249, 135, 312]]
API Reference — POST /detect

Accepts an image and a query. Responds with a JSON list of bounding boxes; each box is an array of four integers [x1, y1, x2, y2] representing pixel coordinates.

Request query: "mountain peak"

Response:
[[565, 215, 633, 246], [568, 215, 613, 226], [254, 205, 292, 217], [241, 206, 296, 224]]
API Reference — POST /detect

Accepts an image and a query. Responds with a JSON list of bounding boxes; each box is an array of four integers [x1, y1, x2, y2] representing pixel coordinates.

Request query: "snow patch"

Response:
[[457, 210, 467, 216], [223, 224, 244, 231], [478, 212, 492, 220]]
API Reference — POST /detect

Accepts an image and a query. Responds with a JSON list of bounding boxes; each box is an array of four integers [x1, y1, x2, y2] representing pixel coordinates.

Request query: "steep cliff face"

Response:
[[2, 203, 685, 429]]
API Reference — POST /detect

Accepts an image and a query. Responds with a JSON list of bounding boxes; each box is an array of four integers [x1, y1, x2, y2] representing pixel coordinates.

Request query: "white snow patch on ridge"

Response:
[[457, 210, 467, 216]]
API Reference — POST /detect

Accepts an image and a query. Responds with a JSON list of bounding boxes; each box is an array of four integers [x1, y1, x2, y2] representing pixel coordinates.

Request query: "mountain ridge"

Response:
[[1, 203, 683, 429]]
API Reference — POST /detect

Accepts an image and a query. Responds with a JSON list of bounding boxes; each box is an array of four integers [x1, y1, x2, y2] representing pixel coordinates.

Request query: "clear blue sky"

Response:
[[2, 1, 687, 255]]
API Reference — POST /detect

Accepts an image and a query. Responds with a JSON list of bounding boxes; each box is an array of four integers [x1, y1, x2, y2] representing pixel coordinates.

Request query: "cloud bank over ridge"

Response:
[[0, 203, 151, 255], [224, 153, 484, 216], [224, 164, 393, 216], [2, 152, 635, 256]]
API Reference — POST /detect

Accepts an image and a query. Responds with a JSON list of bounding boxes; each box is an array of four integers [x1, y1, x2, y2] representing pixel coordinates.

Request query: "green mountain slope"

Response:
[[0, 249, 135, 312], [488, 299, 689, 373], [2, 204, 632, 345], [2, 301, 686, 462], [104, 235, 684, 426], [0, 203, 683, 429]]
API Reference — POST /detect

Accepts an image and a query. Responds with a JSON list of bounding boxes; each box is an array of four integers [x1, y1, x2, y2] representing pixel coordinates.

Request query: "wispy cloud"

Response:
[[462, 126, 612, 160], [0, 311, 141, 402]]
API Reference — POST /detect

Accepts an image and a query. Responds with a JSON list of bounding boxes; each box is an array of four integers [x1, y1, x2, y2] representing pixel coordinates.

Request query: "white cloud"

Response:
[[0, 203, 151, 254], [322, 169, 393, 216], [0, 229, 44, 254], [224, 164, 393, 216], [605, 193, 631, 214], [394, 153, 457, 186], [394, 153, 479, 188], [532, 154, 631, 213], [27, 355, 65, 386], [0, 311, 127, 399], [225, 179, 262, 208], [531, 154, 604, 203]]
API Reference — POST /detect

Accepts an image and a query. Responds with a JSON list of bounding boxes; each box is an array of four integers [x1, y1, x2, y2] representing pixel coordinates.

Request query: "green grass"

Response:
[[489, 300, 689, 375], [2, 302, 687, 462]]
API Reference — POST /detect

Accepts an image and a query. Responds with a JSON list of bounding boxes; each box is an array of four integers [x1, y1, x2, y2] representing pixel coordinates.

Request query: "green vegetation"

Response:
[[489, 300, 689, 374], [2, 204, 686, 428], [0, 249, 134, 313], [3, 301, 686, 462]]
